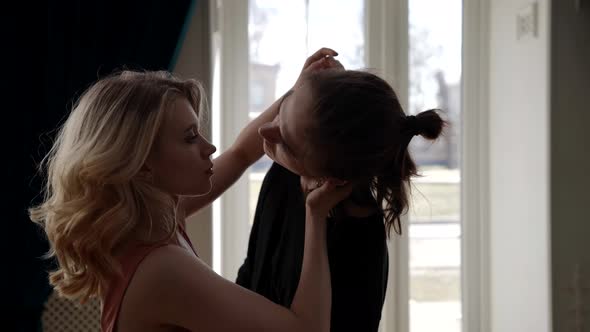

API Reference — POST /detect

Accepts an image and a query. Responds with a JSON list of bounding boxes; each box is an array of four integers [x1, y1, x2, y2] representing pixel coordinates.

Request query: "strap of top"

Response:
[[101, 224, 198, 332]]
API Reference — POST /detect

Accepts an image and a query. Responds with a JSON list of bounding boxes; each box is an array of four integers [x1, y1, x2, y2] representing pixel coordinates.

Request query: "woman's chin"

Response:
[[182, 182, 213, 197], [275, 160, 303, 176], [263, 142, 303, 176]]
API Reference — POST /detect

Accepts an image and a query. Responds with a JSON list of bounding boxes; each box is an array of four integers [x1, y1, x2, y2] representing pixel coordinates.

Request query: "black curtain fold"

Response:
[[5, 1, 194, 330]]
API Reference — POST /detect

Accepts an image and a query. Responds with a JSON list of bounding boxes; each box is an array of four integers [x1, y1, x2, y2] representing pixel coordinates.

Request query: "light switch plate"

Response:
[[516, 2, 538, 40]]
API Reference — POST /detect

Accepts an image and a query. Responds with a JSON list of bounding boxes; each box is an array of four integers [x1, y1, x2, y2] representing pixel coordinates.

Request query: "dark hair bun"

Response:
[[415, 109, 445, 140]]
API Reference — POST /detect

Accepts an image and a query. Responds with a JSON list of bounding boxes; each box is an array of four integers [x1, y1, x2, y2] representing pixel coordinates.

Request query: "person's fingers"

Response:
[[302, 48, 338, 69], [303, 57, 329, 73], [294, 49, 341, 90], [301, 56, 343, 78], [326, 57, 345, 71], [321, 180, 353, 203], [303, 55, 345, 76], [307, 179, 353, 210], [300, 175, 314, 192], [293, 57, 329, 89]]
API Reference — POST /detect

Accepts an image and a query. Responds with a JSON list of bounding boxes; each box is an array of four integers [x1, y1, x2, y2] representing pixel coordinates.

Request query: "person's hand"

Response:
[[292, 47, 345, 90], [301, 176, 352, 221]]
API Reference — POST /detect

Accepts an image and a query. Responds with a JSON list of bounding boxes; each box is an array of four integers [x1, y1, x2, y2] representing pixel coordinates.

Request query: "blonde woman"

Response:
[[30, 48, 351, 332]]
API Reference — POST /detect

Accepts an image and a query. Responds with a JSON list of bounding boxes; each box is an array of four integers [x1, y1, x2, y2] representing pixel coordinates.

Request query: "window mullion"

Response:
[[366, 0, 410, 331], [214, 0, 251, 281], [462, 0, 491, 331]]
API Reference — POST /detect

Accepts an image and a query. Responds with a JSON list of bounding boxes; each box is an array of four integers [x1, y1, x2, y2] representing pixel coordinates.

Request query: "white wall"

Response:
[[488, 0, 551, 331]]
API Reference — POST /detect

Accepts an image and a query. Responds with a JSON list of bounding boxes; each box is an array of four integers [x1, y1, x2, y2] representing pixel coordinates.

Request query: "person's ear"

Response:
[[327, 177, 348, 186], [137, 163, 154, 182], [258, 122, 282, 144], [142, 152, 155, 172]]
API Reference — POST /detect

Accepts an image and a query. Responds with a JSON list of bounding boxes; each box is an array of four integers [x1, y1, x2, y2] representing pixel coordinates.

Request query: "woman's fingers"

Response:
[[302, 48, 338, 70], [312, 180, 352, 206], [303, 57, 329, 73], [293, 48, 343, 90], [326, 57, 344, 71], [304, 56, 345, 74], [304, 178, 353, 219]]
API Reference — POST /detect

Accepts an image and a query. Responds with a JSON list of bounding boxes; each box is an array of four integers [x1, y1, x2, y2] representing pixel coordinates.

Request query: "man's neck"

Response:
[[341, 200, 379, 218]]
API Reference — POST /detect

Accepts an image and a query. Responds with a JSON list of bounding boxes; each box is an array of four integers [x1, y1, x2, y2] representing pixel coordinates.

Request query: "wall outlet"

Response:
[[516, 2, 538, 40]]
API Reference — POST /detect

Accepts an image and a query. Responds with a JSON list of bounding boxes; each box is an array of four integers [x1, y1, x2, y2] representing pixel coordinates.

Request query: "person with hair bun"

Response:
[[237, 66, 446, 332]]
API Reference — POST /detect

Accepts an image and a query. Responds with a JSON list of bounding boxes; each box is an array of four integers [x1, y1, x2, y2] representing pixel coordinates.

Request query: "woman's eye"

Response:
[[187, 134, 199, 142]]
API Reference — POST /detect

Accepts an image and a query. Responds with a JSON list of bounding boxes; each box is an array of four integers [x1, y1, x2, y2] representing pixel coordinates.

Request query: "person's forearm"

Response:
[[231, 95, 283, 164], [289, 211, 331, 332]]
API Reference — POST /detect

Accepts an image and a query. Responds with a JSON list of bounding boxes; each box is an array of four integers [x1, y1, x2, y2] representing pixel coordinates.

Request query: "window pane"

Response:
[[307, 0, 365, 70], [248, 0, 365, 224], [408, 0, 463, 332], [248, 0, 307, 223]]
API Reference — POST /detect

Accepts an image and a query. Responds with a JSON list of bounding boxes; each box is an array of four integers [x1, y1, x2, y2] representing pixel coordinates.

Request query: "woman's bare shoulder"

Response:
[[121, 243, 300, 332], [133, 244, 209, 287], [119, 245, 212, 328]]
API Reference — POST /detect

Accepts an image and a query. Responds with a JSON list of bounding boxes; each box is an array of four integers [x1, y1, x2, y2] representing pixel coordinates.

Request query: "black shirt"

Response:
[[236, 163, 389, 332]]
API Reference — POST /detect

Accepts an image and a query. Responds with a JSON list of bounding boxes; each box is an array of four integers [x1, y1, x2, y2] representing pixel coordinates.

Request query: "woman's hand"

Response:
[[293, 47, 345, 90], [301, 176, 352, 221]]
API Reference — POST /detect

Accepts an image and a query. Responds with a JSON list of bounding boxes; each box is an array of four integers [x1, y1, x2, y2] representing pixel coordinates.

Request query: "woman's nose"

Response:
[[208, 143, 217, 156], [202, 140, 217, 157], [258, 122, 281, 144]]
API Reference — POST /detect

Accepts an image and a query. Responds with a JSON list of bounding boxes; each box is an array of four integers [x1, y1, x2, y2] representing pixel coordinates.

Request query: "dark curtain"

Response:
[[3, 0, 195, 330]]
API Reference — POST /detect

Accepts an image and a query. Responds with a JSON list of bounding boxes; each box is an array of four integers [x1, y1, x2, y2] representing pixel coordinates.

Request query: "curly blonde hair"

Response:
[[29, 70, 206, 302]]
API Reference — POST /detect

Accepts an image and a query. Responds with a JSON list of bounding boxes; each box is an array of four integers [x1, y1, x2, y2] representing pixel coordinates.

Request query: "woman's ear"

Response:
[[136, 162, 154, 182], [141, 152, 156, 177], [142, 153, 154, 172]]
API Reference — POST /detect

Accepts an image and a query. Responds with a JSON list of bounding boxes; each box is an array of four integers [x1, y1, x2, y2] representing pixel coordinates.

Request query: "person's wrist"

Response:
[[305, 205, 328, 225]]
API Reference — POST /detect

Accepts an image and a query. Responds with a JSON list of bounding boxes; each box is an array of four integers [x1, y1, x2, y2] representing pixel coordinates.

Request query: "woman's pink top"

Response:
[[101, 225, 198, 332]]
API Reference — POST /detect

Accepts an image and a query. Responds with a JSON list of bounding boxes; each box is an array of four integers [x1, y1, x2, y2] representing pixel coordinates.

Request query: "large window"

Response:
[[407, 1, 463, 332], [213, 1, 467, 331]]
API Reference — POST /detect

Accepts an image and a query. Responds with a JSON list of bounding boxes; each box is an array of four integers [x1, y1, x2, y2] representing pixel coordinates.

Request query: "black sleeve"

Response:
[[235, 256, 252, 288], [236, 162, 283, 288], [328, 219, 389, 332], [235, 211, 261, 288]]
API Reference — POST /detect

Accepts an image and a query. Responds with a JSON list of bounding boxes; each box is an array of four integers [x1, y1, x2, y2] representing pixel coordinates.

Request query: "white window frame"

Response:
[[369, 0, 491, 331], [210, 0, 251, 280], [365, 1, 410, 331], [211, 0, 491, 330], [461, 0, 491, 331]]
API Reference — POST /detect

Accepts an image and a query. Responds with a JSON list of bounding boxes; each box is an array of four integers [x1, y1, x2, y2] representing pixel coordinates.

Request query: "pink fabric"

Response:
[[101, 225, 197, 332]]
